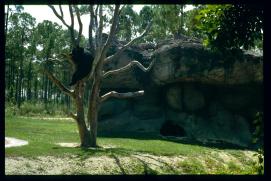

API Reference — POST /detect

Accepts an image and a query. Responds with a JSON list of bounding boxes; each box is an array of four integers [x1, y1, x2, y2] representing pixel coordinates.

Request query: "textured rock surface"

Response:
[[98, 38, 263, 148]]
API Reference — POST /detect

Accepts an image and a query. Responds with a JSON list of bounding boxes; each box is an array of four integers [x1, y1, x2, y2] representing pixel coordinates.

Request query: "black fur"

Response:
[[69, 46, 94, 86]]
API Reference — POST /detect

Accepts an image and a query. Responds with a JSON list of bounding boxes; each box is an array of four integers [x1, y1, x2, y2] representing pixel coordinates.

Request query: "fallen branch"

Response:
[[103, 59, 155, 79], [100, 90, 144, 102]]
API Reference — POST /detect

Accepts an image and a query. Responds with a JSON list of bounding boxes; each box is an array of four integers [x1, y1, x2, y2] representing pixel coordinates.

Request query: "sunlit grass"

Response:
[[5, 115, 258, 174]]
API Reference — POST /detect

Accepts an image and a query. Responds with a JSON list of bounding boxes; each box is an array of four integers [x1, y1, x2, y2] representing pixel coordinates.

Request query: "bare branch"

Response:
[[74, 5, 83, 46], [41, 69, 75, 98], [89, 5, 95, 52], [100, 5, 120, 60], [94, 5, 99, 49], [59, 5, 64, 17], [48, 5, 70, 29], [103, 60, 155, 79], [105, 22, 152, 63], [68, 5, 75, 46], [49, 5, 76, 47], [97, 5, 103, 49], [47, 57, 64, 64], [60, 52, 73, 62], [101, 90, 144, 102]]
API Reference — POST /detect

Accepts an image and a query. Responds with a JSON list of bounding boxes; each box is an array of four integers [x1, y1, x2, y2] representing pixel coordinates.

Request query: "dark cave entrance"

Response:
[[160, 121, 186, 137]]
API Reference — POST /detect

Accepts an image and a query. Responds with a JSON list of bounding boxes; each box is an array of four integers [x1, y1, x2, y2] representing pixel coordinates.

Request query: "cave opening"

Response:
[[160, 121, 186, 137]]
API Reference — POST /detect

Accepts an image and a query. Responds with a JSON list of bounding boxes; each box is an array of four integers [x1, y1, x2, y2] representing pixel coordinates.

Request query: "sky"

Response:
[[7, 5, 194, 38]]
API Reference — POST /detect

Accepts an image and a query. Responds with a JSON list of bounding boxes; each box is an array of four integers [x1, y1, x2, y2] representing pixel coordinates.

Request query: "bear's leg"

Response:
[[69, 72, 80, 86]]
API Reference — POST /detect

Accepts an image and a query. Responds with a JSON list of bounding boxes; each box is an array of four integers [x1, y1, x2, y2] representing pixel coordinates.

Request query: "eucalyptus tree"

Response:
[[45, 5, 154, 147], [116, 5, 139, 41], [147, 5, 186, 41]]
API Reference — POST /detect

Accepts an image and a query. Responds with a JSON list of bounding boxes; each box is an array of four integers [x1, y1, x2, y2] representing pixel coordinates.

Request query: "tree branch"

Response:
[[74, 5, 83, 46], [89, 5, 95, 53], [105, 22, 152, 63], [59, 5, 64, 17], [97, 5, 103, 50], [103, 59, 155, 79], [100, 90, 144, 103], [41, 69, 75, 99], [49, 5, 76, 47], [48, 5, 70, 29], [94, 5, 99, 49], [100, 5, 120, 61], [68, 5, 75, 47]]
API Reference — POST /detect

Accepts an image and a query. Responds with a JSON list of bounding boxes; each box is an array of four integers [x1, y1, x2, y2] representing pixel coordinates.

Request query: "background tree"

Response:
[[5, 9, 36, 108], [116, 5, 139, 42], [5, 6, 75, 113], [194, 4, 263, 50]]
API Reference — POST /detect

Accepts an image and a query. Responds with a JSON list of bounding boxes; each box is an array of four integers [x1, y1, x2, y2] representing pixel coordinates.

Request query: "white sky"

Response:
[[7, 5, 194, 38]]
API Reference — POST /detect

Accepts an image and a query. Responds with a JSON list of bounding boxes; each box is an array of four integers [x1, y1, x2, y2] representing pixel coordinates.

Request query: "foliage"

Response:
[[143, 5, 185, 42], [5, 6, 76, 110], [252, 112, 264, 175], [117, 5, 139, 41], [194, 4, 263, 50], [5, 101, 72, 117]]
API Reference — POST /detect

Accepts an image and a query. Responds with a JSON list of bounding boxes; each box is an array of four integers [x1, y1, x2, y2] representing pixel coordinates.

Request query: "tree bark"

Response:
[[74, 81, 91, 147]]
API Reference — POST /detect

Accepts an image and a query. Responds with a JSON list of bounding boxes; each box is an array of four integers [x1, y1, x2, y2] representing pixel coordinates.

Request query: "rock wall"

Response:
[[98, 38, 263, 148]]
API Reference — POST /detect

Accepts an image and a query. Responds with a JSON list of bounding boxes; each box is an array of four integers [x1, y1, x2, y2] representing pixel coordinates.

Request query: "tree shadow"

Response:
[[110, 154, 126, 175], [72, 146, 181, 175], [132, 152, 179, 174]]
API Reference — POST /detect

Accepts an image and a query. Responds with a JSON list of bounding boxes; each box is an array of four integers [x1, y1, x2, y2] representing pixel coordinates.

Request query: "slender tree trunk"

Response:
[[87, 55, 104, 147], [27, 60, 32, 101], [88, 80, 100, 147], [74, 82, 91, 147], [34, 75, 38, 101], [17, 55, 23, 108]]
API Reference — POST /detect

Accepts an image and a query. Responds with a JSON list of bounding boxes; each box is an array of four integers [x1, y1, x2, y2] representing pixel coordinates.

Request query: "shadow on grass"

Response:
[[99, 131, 250, 150], [77, 146, 178, 175]]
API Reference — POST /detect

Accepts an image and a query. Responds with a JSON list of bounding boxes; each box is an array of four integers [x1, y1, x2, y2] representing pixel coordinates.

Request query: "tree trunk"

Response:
[[27, 60, 32, 101], [87, 55, 104, 147], [88, 80, 100, 147], [74, 82, 92, 147]]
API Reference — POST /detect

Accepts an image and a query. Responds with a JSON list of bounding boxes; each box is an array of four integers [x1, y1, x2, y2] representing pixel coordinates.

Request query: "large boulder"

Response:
[[98, 37, 262, 148], [183, 84, 205, 112], [166, 85, 183, 111], [150, 39, 263, 86]]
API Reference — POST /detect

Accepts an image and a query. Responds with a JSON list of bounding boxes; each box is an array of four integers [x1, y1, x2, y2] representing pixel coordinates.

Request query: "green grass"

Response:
[[5, 115, 258, 175], [5, 115, 212, 157]]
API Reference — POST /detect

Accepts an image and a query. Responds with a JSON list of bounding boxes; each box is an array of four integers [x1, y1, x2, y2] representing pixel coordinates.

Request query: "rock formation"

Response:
[[99, 38, 263, 148]]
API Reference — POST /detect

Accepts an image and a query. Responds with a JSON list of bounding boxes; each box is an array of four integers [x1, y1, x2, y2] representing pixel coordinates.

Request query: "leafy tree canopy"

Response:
[[194, 4, 263, 50]]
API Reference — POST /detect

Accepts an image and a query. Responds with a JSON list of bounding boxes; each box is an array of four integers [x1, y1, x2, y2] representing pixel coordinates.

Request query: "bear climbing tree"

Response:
[[44, 5, 154, 147], [69, 46, 94, 86]]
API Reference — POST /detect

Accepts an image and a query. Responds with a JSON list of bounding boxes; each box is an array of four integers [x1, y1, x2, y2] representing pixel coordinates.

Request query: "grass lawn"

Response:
[[5, 115, 258, 175]]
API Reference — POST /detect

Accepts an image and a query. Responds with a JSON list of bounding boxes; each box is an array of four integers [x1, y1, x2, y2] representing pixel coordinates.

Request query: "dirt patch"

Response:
[[56, 143, 80, 148], [5, 137, 28, 148], [5, 150, 257, 175], [55, 142, 117, 149], [5, 154, 186, 175]]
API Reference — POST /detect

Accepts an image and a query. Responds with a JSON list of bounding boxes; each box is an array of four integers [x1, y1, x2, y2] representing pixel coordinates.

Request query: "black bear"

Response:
[[69, 46, 94, 86]]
